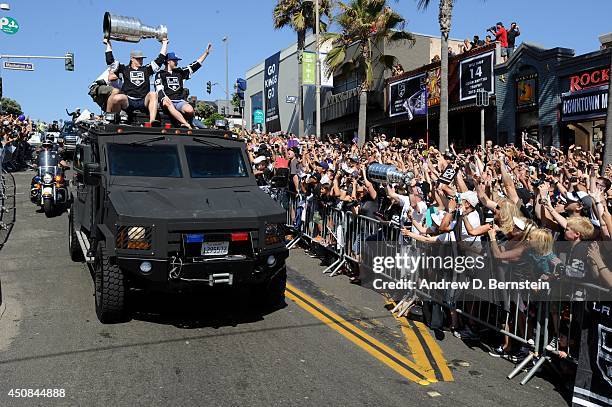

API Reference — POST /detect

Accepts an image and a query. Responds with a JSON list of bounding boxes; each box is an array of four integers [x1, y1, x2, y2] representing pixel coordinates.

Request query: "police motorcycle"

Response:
[[30, 139, 68, 216]]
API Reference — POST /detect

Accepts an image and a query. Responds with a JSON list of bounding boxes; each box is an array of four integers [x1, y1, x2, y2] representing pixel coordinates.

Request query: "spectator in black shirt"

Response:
[[155, 44, 212, 128], [104, 37, 168, 125], [507, 22, 521, 58]]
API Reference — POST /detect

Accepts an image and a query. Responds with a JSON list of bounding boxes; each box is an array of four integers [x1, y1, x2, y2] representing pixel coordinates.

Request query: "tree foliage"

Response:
[[195, 101, 216, 120], [324, 0, 414, 91], [204, 113, 226, 127], [0, 97, 23, 116]]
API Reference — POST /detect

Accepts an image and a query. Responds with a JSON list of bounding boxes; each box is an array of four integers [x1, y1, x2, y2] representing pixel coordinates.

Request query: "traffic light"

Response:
[[65, 52, 74, 71], [206, 81, 212, 94]]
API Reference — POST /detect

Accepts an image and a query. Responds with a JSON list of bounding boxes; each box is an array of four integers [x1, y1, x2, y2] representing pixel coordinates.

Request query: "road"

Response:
[[0, 172, 567, 407]]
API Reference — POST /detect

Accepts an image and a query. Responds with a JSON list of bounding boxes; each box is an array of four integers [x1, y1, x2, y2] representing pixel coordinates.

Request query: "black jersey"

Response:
[[154, 62, 201, 101], [106, 51, 165, 99]]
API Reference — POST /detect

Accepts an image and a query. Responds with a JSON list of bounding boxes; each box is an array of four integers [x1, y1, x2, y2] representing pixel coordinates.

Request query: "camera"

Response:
[[487, 26, 496, 32], [531, 179, 544, 188]]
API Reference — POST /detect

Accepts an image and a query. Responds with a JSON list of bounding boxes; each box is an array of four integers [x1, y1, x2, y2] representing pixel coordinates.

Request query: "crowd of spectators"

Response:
[[0, 115, 35, 172], [244, 129, 611, 373]]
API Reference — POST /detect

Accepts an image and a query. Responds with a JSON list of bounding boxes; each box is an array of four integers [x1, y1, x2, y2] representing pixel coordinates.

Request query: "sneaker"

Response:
[[545, 337, 558, 352], [452, 330, 462, 339], [489, 346, 506, 358]]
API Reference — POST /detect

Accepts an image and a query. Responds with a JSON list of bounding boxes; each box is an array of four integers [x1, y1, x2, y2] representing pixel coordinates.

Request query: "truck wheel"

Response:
[[253, 267, 287, 308], [43, 198, 54, 217], [68, 210, 84, 262], [94, 242, 128, 324]]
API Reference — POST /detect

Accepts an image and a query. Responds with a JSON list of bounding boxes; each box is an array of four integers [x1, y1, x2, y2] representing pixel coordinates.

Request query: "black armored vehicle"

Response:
[[68, 121, 288, 323]]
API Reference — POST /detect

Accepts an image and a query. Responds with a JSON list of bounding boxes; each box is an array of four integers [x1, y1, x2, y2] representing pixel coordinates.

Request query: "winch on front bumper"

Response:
[[113, 229, 288, 290]]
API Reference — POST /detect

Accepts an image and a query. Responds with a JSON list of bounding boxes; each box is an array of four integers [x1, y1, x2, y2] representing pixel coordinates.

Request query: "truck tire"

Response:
[[43, 198, 53, 217], [94, 242, 128, 324], [68, 210, 84, 262], [253, 266, 287, 308]]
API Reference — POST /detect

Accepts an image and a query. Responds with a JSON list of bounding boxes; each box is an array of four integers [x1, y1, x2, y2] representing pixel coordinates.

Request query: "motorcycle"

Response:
[[31, 149, 68, 216]]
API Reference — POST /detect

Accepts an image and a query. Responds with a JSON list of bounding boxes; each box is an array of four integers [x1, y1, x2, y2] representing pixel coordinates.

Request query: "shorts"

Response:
[[171, 100, 187, 111], [127, 97, 146, 112], [501, 47, 508, 57]]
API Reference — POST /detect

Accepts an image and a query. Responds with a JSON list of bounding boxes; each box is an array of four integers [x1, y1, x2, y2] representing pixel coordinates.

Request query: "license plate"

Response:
[[201, 241, 229, 256]]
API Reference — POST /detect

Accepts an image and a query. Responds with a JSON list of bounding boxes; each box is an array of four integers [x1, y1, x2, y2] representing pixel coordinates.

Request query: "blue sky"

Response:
[[1, 0, 610, 121]]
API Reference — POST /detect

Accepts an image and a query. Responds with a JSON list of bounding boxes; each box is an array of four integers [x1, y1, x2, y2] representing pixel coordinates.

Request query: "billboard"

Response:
[[388, 73, 427, 118]]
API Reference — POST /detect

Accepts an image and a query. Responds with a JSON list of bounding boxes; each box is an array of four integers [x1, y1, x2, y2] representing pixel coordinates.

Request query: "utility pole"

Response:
[[315, 0, 321, 140], [222, 37, 229, 103]]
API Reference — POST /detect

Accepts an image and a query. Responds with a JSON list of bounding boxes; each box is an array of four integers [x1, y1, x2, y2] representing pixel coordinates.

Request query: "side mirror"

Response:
[[84, 162, 101, 186]]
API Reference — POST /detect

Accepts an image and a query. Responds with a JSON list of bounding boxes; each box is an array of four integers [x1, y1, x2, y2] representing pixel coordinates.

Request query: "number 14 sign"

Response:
[[459, 51, 494, 102]]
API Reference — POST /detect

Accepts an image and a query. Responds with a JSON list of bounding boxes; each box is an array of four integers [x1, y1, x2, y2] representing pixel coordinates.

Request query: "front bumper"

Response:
[[116, 249, 288, 290]]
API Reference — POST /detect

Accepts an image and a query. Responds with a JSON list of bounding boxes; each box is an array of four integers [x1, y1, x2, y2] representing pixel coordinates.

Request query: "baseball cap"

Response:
[[130, 50, 147, 59], [460, 191, 479, 207], [166, 52, 182, 61], [316, 161, 329, 170], [253, 156, 267, 164]]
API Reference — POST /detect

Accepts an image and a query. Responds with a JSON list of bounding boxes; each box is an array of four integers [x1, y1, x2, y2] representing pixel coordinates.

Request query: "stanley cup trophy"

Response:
[[103, 12, 168, 43], [367, 163, 414, 186]]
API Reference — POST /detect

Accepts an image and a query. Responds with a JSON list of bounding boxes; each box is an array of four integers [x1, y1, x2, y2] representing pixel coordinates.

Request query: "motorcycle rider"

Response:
[[31, 139, 68, 202], [154, 43, 212, 128], [104, 37, 169, 125]]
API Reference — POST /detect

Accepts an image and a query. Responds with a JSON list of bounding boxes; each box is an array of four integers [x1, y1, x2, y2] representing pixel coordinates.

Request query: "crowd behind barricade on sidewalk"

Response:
[[242, 128, 612, 392]]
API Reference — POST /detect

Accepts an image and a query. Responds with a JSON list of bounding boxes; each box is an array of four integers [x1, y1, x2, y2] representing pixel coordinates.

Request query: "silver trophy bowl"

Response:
[[103, 12, 167, 43], [367, 163, 414, 186]]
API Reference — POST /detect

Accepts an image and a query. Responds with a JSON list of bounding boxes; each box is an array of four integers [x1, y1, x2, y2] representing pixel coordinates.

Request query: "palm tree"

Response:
[[273, 0, 332, 137], [324, 0, 413, 147], [417, 0, 453, 151]]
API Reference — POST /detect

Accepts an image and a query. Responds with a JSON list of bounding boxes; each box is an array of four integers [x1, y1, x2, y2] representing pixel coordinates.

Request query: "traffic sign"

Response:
[[253, 109, 264, 124], [0, 16, 19, 35], [285, 95, 297, 104], [3, 61, 34, 71]]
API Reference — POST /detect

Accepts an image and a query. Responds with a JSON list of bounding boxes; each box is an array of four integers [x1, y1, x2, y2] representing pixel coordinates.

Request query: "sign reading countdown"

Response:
[[459, 51, 494, 101]]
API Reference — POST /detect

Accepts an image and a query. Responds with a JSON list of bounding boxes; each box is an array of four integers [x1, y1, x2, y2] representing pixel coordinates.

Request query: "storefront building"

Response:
[[382, 44, 501, 148], [495, 37, 610, 149]]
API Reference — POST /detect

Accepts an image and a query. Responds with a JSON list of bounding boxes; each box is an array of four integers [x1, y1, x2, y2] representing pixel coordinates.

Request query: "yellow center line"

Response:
[[285, 283, 433, 386], [389, 306, 439, 382], [388, 300, 454, 382], [412, 320, 454, 382]]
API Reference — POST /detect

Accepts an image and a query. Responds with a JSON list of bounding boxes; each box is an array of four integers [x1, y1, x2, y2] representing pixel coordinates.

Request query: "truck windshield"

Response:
[[108, 144, 182, 178], [185, 146, 248, 178]]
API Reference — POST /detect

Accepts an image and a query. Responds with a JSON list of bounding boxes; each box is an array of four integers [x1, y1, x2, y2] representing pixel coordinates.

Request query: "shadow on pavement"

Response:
[[128, 289, 287, 329]]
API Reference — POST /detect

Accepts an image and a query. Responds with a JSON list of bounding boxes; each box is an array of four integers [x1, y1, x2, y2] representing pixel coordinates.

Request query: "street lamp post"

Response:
[[222, 36, 229, 104]]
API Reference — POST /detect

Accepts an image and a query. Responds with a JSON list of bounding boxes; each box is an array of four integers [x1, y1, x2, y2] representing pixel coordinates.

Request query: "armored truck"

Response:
[[68, 121, 288, 323]]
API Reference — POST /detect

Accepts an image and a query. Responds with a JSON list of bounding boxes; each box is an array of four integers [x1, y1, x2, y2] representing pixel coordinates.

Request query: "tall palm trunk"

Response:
[[297, 29, 306, 137], [603, 51, 612, 172], [358, 89, 368, 147], [438, 0, 453, 151]]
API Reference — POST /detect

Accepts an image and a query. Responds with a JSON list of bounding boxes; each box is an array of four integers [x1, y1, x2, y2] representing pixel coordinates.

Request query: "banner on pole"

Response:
[[264, 51, 281, 133]]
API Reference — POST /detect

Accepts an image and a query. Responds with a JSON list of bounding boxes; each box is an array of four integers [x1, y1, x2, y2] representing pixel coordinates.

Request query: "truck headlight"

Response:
[[117, 225, 152, 250], [265, 223, 284, 246], [43, 173, 53, 183]]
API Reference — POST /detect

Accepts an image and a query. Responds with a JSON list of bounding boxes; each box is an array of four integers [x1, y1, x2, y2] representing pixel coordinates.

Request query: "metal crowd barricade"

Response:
[[278, 191, 612, 389]]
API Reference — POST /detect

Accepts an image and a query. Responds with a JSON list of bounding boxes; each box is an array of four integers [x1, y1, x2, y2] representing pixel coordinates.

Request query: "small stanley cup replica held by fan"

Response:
[[367, 163, 414, 186], [103, 12, 168, 43]]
